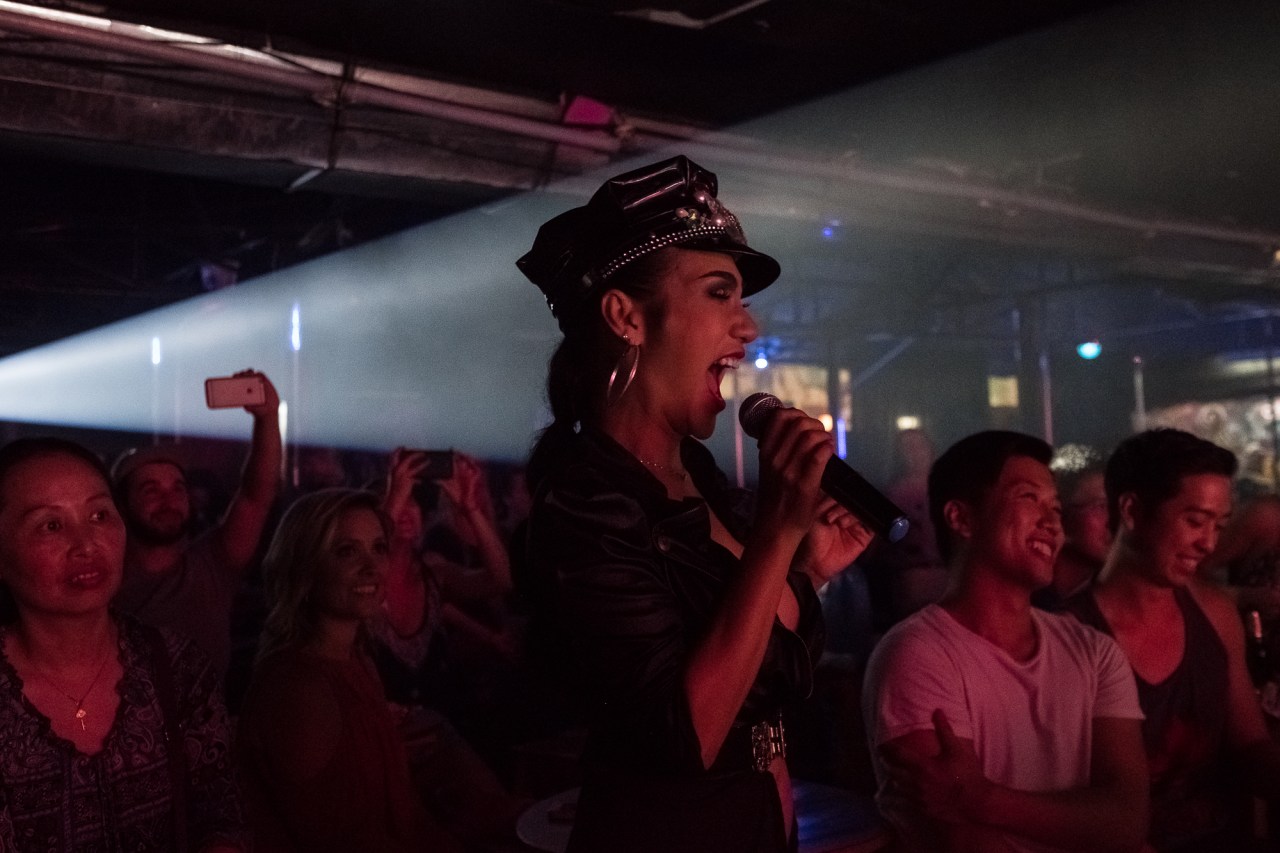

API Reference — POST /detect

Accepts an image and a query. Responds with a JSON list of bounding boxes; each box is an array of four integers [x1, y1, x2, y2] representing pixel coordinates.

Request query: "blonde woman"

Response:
[[237, 489, 457, 853]]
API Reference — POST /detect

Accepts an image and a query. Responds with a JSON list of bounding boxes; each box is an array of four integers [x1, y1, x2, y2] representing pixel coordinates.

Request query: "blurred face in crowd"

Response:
[[298, 447, 347, 490], [1122, 472, 1231, 588], [954, 455, 1063, 590], [0, 452, 125, 617], [631, 249, 759, 440], [1062, 470, 1111, 564], [314, 507, 388, 624], [391, 498, 424, 549], [121, 462, 190, 545], [896, 429, 935, 479]]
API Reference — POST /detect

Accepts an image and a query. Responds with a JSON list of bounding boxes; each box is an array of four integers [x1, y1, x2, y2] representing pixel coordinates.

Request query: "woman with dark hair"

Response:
[[0, 437, 246, 852], [370, 450, 527, 846], [517, 156, 871, 852], [236, 488, 457, 852]]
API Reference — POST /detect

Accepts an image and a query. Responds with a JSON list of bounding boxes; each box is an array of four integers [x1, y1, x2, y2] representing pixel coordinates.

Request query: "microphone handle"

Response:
[[820, 458, 911, 543]]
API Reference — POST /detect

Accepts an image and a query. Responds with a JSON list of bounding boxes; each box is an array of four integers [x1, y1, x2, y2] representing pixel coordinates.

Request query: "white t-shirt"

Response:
[[863, 604, 1142, 852]]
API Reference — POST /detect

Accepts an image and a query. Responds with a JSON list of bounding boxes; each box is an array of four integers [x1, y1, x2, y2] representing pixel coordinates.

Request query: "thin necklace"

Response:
[[33, 642, 114, 732], [639, 456, 688, 481]]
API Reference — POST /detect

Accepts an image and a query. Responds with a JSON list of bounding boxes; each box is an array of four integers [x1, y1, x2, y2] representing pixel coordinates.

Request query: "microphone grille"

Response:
[[738, 392, 782, 438]]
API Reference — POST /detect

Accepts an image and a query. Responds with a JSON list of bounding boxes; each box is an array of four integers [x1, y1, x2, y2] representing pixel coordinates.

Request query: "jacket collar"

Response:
[[578, 427, 751, 541]]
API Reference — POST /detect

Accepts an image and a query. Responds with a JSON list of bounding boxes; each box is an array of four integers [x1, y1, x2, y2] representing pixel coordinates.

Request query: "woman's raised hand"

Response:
[[441, 453, 490, 517], [384, 449, 429, 524]]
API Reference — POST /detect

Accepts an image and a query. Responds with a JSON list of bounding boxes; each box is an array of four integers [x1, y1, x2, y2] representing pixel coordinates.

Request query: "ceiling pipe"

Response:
[[850, 337, 916, 390], [681, 143, 1280, 252], [2, 1, 1279, 255], [618, 0, 771, 30], [0, 1, 632, 154]]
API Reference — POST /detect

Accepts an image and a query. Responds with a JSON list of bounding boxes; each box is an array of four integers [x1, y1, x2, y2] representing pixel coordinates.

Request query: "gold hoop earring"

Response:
[[606, 334, 639, 406]]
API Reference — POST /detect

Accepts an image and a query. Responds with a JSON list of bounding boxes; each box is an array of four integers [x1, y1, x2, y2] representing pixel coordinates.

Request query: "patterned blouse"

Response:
[[0, 615, 248, 852]]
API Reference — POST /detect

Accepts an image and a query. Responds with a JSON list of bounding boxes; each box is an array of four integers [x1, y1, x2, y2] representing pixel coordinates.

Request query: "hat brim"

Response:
[[681, 236, 781, 297], [111, 446, 187, 486]]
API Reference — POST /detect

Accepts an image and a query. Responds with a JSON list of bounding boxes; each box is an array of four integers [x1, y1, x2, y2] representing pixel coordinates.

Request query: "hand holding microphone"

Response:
[[740, 393, 909, 544]]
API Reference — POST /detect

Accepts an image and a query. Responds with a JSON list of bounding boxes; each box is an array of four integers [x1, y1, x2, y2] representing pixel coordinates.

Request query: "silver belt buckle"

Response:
[[750, 718, 786, 772]]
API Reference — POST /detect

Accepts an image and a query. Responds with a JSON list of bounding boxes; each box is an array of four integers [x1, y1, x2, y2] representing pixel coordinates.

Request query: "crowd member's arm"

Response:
[[382, 449, 430, 636], [439, 454, 512, 594], [864, 620, 1147, 853], [864, 625, 1021, 853], [440, 602, 520, 659], [875, 726, 1022, 853], [427, 552, 505, 604], [1192, 580, 1280, 800], [880, 711, 1148, 853], [214, 370, 282, 573], [684, 408, 867, 769]]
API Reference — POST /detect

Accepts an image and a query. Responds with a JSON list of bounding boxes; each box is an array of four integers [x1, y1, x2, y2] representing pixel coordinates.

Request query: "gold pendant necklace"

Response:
[[36, 644, 113, 732]]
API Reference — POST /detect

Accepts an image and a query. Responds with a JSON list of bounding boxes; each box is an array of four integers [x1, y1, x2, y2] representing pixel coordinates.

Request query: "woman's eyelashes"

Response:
[[708, 287, 750, 309]]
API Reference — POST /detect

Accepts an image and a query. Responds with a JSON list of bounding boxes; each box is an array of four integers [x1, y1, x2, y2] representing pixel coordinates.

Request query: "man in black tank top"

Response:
[[1066, 428, 1280, 853]]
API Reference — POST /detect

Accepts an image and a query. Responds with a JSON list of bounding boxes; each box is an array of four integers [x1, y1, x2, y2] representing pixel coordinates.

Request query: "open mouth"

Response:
[[352, 583, 380, 596], [67, 570, 106, 589], [1028, 539, 1056, 560], [708, 355, 742, 403]]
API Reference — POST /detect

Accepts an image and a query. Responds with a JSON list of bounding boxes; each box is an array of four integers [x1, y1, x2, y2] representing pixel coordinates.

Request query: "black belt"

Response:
[[720, 715, 787, 773]]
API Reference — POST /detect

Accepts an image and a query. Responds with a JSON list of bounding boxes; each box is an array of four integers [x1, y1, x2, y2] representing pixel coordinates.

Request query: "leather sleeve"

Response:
[[529, 474, 705, 775]]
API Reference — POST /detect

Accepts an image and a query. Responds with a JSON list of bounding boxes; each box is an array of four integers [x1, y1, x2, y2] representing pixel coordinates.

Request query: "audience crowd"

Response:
[[3, 402, 1280, 851]]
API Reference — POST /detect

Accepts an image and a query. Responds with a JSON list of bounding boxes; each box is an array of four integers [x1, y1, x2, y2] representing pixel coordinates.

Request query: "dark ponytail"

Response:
[[526, 251, 671, 493]]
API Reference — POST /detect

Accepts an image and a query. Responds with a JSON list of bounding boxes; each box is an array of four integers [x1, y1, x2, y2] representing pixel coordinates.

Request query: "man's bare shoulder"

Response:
[[1187, 577, 1245, 647]]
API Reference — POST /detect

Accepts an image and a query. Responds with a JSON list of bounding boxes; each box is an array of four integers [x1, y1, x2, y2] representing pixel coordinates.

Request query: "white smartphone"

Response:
[[205, 375, 266, 409]]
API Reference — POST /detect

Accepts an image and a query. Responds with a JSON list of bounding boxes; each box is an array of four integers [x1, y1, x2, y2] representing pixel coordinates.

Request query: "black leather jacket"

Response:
[[526, 428, 824, 852]]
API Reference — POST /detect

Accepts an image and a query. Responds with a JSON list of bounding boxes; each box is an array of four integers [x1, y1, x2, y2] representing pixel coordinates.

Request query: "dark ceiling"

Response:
[[90, 0, 1127, 123], [0, 0, 1138, 355]]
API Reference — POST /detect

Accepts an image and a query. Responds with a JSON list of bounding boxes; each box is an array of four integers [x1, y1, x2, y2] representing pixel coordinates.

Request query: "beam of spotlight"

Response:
[[0, 195, 602, 459], [2, 143, 808, 460], [3, 145, 794, 459]]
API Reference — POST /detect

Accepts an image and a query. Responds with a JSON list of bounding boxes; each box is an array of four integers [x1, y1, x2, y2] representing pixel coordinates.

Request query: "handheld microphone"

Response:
[[739, 393, 910, 543]]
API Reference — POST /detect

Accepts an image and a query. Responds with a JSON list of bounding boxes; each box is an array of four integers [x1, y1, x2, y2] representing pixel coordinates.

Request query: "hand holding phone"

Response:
[[205, 374, 267, 409], [414, 450, 454, 481]]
